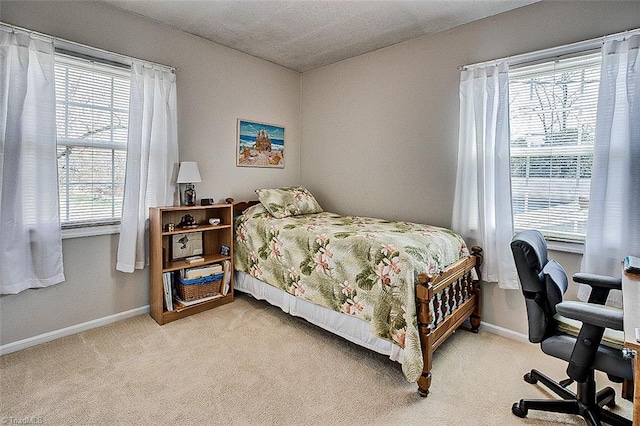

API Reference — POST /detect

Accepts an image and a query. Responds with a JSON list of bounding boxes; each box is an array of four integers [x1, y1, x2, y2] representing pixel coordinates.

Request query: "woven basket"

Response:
[[176, 275, 222, 301]]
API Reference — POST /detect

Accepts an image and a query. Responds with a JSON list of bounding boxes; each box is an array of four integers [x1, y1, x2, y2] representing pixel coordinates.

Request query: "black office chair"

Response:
[[510, 230, 633, 426]]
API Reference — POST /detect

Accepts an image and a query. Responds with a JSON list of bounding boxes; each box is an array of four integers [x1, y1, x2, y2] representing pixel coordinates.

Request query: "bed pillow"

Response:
[[242, 202, 269, 218], [255, 186, 323, 218]]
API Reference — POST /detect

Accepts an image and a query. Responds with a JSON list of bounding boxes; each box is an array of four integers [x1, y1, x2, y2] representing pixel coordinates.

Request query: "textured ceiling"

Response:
[[105, 0, 538, 72]]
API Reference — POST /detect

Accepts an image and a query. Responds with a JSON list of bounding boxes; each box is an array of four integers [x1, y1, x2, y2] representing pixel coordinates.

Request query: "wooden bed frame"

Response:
[[231, 200, 483, 397], [415, 247, 482, 396]]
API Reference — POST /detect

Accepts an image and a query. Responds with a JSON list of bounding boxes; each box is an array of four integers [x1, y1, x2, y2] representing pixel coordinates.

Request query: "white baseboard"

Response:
[[1, 307, 529, 356], [0, 305, 150, 356], [480, 321, 530, 344]]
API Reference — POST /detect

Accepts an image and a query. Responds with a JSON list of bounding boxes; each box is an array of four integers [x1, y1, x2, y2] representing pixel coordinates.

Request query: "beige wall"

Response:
[[0, 1, 301, 346], [300, 1, 640, 335]]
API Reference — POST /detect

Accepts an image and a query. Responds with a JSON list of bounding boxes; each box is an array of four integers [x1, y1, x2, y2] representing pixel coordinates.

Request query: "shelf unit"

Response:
[[149, 204, 234, 325]]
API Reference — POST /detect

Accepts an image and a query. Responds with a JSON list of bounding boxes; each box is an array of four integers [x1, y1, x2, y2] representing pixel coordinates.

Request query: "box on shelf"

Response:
[[175, 273, 224, 302]]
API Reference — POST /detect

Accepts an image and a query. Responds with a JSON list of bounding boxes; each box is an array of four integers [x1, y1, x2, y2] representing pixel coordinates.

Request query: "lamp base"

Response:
[[182, 184, 196, 206]]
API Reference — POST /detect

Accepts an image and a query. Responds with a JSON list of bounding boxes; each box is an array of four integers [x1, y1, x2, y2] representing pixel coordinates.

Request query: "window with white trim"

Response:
[[54, 53, 130, 229], [509, 52, 600, 243]]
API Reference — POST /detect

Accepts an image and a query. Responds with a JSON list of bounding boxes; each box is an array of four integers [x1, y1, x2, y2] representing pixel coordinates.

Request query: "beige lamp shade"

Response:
[[176, 162, 202, 184], [176, 162, 202, 206]]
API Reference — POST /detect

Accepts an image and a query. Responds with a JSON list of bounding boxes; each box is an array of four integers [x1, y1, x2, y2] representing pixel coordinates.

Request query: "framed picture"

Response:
[[237, 119, 285, 168], [172, 232, 203, 260]]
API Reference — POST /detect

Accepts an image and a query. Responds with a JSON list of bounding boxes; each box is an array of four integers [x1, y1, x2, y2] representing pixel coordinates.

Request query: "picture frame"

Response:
[[172, 232, 203, 260], [237, 119, 285, 168]]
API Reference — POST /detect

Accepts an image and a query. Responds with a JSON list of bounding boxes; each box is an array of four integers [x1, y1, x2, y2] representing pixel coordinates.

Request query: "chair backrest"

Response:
[[510, 230, 568, 343]]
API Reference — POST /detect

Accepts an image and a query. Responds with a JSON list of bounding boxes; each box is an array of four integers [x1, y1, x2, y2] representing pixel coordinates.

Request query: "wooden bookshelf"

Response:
[[149, 204, 234, 325]]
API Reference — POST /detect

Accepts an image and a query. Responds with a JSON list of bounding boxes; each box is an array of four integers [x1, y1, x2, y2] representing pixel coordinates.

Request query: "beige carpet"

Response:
[[0, 293, 632, 425]]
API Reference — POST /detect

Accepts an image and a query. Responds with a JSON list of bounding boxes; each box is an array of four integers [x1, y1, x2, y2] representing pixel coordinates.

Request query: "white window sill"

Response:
[[62, 224, 120, 239], [547, 240, 585, 255]]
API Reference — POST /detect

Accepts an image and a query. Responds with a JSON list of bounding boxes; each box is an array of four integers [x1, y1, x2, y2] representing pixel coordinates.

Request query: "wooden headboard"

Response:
[[227, 198, 259, 215]]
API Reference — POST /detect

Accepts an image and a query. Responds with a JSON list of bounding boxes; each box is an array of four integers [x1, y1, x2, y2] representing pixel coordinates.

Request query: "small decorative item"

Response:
[[172, 232, 203, 260], [220, 245, 230, 256], [165, 222, 176, 232], [178, 214, 197, 228], [176, 161, 202, 206], [237, 119, 285, 168], [208, 218, 221, 225]]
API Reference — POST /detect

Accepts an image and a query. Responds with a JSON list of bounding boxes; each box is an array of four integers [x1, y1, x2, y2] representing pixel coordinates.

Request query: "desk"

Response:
[[622, 269, 640, 425]]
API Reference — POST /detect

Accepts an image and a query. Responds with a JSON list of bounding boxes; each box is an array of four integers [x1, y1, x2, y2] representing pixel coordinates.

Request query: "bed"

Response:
[[232, 187, 482, 397]]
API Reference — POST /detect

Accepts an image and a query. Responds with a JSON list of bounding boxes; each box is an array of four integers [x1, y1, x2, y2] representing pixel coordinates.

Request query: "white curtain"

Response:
[[0, 30, 65, 294], [452, 62, 519, 289], [116, 62, 178, 273], [580, 35, 640, 306]]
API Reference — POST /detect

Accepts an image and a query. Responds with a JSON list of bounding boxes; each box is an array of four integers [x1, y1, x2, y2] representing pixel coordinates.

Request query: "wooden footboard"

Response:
[[415, 246, 483, 397]]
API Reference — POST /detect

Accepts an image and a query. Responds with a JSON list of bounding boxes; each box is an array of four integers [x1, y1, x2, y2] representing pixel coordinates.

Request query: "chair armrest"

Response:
[[573, 273, 622, 290], [559, 301, 625, 383], [573, 273, 622, 304], [556, 301, 623, 331]]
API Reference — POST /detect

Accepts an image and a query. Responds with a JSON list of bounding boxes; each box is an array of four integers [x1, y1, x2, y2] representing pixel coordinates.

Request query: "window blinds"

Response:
[[54, 53, 131, 227], [509, 53, 601, 242]]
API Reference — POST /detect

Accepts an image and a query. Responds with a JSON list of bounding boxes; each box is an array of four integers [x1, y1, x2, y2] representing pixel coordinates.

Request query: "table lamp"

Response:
[[176, 161, 202, 206]]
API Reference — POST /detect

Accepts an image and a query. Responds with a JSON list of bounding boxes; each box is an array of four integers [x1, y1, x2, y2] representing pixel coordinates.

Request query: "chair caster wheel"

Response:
[[512, 401, 528, 418], [523, 373, 537, 384]]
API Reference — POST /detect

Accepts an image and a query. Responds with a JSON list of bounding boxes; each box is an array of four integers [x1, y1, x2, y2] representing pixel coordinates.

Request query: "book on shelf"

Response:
[[173, 293, 222, 308], [184, 255, 205, 264], [181, 264, 223, 279], [163, 272, 173, 311]]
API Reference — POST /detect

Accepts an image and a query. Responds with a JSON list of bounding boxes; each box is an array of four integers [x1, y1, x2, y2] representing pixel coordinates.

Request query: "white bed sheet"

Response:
[[235, 271, 404, 364]]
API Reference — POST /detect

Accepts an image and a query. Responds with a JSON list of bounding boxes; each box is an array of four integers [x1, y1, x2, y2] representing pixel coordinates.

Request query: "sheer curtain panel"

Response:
[[452, 62, 519, 289], [580, 35, 640, 306], [116, 62, 178, 273], [0, 29, 65, 294]]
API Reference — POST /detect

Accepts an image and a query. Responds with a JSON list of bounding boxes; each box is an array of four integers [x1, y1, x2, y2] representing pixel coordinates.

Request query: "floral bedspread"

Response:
[[234, 204, 470, 382]]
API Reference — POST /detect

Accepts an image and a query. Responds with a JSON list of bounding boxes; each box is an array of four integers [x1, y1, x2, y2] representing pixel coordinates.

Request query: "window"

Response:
[[54, 53, 131, 229], [509, 53, 601, 243]]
